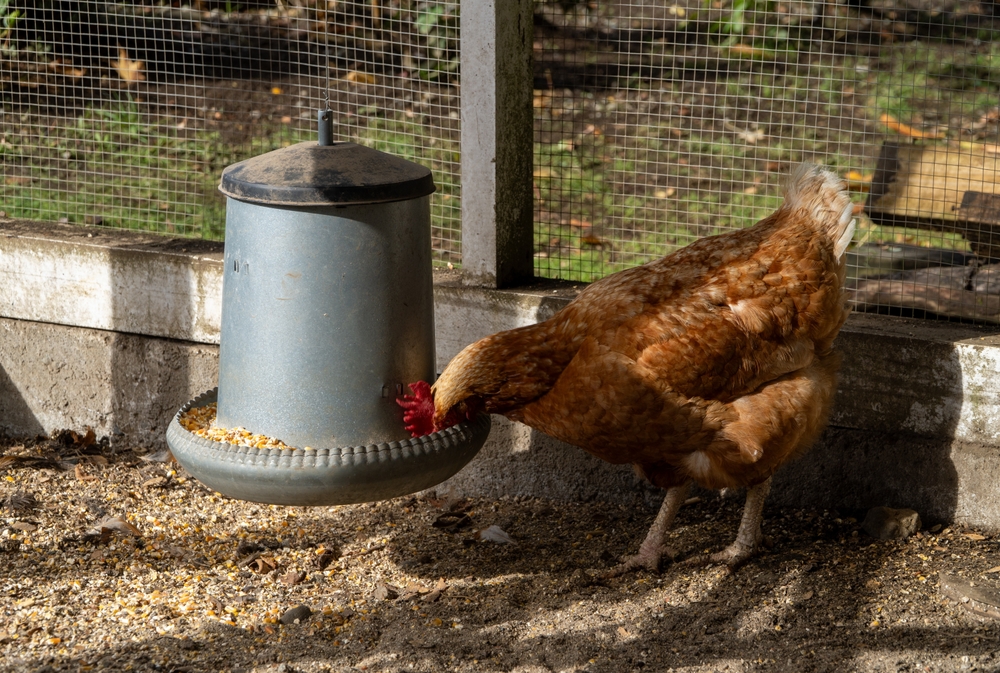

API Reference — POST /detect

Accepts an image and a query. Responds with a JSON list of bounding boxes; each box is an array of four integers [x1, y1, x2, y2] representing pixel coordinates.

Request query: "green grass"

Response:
[[870, 41, 1000, 126], [354, 116, 461, 260], [2, 102, 233, 237], [1, 101, 462, 260], [532, 39, 997, 282], [4, 35, 995, 284]]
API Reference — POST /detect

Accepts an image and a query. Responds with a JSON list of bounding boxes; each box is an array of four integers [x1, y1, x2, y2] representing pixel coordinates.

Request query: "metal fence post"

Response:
[[460, 0, 535, 288]]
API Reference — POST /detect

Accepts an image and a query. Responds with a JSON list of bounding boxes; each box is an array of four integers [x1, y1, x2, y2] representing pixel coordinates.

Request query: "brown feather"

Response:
[[433, 164, 854, 494]]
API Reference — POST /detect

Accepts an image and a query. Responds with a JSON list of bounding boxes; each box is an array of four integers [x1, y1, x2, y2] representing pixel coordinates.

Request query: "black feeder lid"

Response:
[[219, 141, 436, 207]]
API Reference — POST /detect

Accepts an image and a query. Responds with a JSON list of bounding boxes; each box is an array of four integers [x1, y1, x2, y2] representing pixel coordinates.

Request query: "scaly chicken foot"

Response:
[[686, 478, 772, 569], [604, 482, 691, 577]]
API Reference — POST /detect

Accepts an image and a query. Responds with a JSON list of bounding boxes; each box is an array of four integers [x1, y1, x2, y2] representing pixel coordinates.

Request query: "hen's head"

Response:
[[396, 381, 483, 438]]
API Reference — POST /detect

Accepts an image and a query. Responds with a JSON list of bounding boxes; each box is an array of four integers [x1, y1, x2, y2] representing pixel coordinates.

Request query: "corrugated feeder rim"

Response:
[[166, 388, 490, 470]]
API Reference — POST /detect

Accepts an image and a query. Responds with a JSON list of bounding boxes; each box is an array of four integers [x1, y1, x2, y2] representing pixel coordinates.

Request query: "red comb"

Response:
[[396, 381, 435, 438]]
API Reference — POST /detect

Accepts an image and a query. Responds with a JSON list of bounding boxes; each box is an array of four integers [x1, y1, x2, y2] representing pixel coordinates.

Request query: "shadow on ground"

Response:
[[1, 457, 997, 673]]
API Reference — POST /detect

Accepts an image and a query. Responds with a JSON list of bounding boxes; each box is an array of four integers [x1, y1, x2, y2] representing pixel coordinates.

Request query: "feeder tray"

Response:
[[166, 123, 491, 505], [167, 389, 490, 506]]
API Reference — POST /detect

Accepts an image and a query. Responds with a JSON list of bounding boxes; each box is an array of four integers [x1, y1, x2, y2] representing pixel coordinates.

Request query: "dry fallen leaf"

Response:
[[112, 48, 145, 84], [73, 427, 97, 447], [737, 127, 766, 144], [422, 578, 449, 603], [247, 556, 278, 574], [399, 582, 429, 601], [142, 476, 169, 489], [47, 59, 86, 79], [879, 113, 943, 140], [281, 570, 307, 587], [345, 71, 377, 84], [75, 464, 100, 482]]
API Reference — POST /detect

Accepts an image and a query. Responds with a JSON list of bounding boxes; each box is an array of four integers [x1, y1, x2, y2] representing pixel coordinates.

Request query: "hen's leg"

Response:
[[604, 482, 691, 577], [688, 477, 771, 568]]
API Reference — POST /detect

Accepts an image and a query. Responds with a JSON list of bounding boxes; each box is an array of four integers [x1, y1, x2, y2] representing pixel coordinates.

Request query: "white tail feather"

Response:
[[782, 163, 855, 261]]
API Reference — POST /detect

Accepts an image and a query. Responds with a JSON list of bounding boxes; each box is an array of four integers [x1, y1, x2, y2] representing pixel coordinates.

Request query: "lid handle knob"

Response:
[[318, 109, 333, 147]]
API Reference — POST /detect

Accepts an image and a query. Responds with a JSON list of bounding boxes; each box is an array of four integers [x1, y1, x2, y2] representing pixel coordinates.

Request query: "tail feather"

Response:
[[782, 163, 855, 261]]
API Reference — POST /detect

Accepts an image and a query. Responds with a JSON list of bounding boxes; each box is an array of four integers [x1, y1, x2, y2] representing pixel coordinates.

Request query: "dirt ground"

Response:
[[2, 434, 999, 673]]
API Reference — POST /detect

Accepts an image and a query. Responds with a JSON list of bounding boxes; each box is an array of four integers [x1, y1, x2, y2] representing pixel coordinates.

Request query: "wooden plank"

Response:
[[868, 143, 1000, 223], [866, 143, 1000, 259], [960, 191, 1000, 226], [850, 264, 1000, 325]]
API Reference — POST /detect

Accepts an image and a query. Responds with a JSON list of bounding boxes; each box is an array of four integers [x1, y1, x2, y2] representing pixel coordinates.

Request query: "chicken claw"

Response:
[[604, 483, 690, 578], [684, 478, 771, 570], [604, 545, 677, 577]]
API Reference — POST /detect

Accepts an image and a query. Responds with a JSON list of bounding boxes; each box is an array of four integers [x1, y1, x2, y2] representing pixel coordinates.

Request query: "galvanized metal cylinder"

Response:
[[216, 198, 435, 448], [215, 141, 437, 449]]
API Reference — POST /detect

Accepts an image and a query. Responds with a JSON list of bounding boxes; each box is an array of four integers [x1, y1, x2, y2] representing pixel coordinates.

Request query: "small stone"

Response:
[[862, 507, 921, 540], [315, 545, 340, 570], [373, 582, 398, 600], [279, 604, 312, 625], [236, 540, 264, 557]]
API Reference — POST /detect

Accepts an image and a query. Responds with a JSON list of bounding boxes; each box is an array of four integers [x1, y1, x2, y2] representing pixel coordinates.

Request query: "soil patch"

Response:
[[2, 434, 999, 672]]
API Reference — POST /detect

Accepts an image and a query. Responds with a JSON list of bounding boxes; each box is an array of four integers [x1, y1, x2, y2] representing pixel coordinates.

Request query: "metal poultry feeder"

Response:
[[166, 118, 490, 506]]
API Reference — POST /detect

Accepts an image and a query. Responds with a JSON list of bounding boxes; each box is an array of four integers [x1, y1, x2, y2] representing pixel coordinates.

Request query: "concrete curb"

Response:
[[2, 219, 999, 527]]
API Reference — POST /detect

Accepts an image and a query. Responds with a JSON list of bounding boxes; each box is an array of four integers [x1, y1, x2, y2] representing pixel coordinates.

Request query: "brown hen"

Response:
[[400, 164, 855, 573]]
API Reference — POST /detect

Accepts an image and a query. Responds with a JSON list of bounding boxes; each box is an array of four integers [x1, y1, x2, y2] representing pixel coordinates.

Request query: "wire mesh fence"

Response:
[[533, 0, 1000, 323], [1, 1, 999, 323], [0, 0, 462, 263]]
